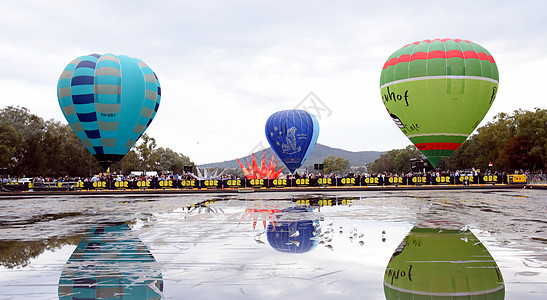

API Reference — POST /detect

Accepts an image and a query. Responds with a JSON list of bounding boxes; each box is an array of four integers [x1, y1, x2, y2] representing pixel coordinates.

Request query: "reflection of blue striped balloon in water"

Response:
[[57, 54, 161, 170], [266, 207, 319, 253], [58, 223, 163, 300]]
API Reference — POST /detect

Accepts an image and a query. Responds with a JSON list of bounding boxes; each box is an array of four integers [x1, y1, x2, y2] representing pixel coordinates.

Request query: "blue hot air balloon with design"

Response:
[[265, 109, 319, 173], [57, 53, 161, 170]]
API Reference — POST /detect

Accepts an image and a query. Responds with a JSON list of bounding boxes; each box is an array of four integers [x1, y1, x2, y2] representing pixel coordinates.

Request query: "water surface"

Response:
[[0, 189, 545, 299]]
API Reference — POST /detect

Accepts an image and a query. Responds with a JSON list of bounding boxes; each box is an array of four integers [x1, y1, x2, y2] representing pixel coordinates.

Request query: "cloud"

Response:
[[0, 0, 545, 164]]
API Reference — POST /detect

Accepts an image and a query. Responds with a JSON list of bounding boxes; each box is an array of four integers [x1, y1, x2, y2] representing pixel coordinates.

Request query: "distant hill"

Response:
[[198, 143, 384, 169]]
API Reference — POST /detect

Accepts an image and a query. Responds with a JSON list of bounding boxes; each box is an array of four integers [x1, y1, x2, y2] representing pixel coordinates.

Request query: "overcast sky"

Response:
[[1, 0, 545, 164]]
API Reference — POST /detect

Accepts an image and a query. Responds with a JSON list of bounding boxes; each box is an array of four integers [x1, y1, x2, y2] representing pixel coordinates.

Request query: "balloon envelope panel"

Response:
[[265, 109, 319, 173], [57, 54, 161, 170], [380, 39, 498, 167]]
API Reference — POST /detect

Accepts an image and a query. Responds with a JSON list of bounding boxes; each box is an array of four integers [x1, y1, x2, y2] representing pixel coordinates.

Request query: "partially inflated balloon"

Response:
[[57, 54, 161, 170], [384, 226, 505, 299], [265, 109, 319, 173], [380, 39, 498, 167]]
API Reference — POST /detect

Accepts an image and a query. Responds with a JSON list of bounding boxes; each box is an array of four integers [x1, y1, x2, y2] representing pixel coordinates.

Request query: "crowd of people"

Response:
[[278, 168, 544, 181], [2, 168, 545, 185]]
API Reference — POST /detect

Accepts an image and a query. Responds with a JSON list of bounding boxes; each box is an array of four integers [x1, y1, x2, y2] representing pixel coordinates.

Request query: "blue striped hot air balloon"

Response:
[[57, 53, 161, 170], [265, 109, 319, 173]]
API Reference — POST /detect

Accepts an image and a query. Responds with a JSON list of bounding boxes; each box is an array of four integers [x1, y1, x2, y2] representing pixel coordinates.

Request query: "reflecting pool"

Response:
[[0, 189, 546, 299]]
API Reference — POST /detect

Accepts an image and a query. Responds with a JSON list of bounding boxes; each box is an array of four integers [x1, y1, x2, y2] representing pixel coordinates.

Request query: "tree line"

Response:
[[368, 108, 546, 174], [1, 106, 544, 177], [0, 106, 193, 178]]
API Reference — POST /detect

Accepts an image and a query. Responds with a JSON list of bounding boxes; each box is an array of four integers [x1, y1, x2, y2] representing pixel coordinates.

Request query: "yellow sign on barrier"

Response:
[[508, 174, 526, 184]]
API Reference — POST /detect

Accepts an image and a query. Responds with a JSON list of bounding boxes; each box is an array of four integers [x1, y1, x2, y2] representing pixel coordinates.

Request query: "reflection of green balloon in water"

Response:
[[59, 223, 163, 300], [384, 227, 505, 299], [380, 39, 499, 167]]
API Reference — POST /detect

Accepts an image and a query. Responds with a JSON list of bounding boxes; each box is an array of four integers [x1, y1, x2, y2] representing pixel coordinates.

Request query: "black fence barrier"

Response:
[[431, 175, 454, 185], [0, 182, 29, 192], [478, 174, 505, 184], [336, 177, 360, 187], [223, 179, 245, 189], [246, 179, 268, 189], [292, 178, 316, 188], [361, 176, 384, 186], [406, 175, 429, 186], [31, 182, 75, 191], [384, 176, 404, 186], [179, 180, 198, 189], [199, 180, 221, 189], [111, 180, 131, 190], [157, 180, 177, 189], [268, 179, 291, 189], [457, 175, 476, 185], [2, 174, 523, 193], [317, 177, 336, 187]]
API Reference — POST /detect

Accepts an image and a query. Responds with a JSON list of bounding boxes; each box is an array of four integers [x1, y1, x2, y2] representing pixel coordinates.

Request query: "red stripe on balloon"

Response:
[[411, 52, 428, 60], [427, 50, 445, 59], [382, 50, 495, 69], [414, 142, 462, 151], [463, 50, 479, 59], [477, 52, 496, 63], [383, 38, 495, 69], [447, 50, 464, 59], [383, 57, 398, 69], [397, 54, 411, 63]]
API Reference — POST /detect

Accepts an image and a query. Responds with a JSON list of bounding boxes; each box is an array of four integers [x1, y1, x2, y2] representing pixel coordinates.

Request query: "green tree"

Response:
[[0, 106, 197, 177], [472, 112, 515, 171], [0, 106, 47, 176], [446, 139, 477, 170], [134, 134, 158, 170], [449, 108, 546, 172], [322, 156, 350, 174], [43, 121, 101, 177], [369, 146, 423, 173], [368, 149, 397, 173], [514, 108, 547, 170], [0, 121, 22, 170], [155, 147, 193, 174], [114, 150, 139, 175], [392, 145, 422, 173], [498, 136, 533, 171]]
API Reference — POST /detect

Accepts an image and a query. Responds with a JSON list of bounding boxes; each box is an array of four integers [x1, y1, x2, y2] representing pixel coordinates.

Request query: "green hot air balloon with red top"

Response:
[[380, 39, 499, 167]]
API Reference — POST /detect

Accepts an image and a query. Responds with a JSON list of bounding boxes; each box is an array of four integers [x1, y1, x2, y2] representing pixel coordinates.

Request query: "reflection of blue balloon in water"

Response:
[[58, 223, 163, 299], [266, 207, 319, 253], [265, 109, 319, 173], [57, 54, 161, 170]]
